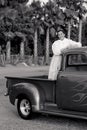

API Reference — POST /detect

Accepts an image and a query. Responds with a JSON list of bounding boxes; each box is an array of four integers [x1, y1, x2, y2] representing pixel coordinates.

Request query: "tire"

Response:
[[17, 97, 32, 120]]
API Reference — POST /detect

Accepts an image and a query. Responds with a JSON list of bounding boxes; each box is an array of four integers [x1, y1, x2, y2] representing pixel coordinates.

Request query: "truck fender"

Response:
[[10, 83, 45, 111]]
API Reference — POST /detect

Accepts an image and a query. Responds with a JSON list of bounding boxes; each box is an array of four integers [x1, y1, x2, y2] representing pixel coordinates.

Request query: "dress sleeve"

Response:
[[69, 39, 82, 48], [52, 41, 61, 55]]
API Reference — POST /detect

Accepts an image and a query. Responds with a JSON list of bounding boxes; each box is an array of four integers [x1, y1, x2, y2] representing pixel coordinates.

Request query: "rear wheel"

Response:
[[17, 97, 32, 120]]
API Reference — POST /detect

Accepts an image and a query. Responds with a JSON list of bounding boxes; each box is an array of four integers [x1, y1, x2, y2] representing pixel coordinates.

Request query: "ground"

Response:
[[0, 64, 87, 130]]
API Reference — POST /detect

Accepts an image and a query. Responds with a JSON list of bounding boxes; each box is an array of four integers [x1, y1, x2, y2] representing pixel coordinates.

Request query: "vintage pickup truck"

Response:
[[5, 47, 87, 120]]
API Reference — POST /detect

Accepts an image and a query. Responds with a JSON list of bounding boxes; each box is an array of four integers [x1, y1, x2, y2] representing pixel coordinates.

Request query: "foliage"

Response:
[[0, 0, 87, 56]]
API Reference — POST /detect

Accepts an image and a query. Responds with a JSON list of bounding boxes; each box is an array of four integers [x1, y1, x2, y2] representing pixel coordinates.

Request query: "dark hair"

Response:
[[57, 25, 66, 34], [57, 28, 66, 34]]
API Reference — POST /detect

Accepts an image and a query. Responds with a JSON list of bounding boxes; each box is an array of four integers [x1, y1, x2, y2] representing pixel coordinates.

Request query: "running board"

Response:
[[39, 102, 87, 120], [44, 102, 58, 111], [38, 109, 87, 120]]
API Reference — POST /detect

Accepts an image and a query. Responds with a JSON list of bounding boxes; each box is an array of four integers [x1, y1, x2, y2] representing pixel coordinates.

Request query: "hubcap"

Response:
[[20, 99, 31, 116]]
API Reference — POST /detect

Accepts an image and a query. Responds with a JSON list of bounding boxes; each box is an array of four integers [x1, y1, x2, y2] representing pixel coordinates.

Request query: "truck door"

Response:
[[56, 53, 87, 112]]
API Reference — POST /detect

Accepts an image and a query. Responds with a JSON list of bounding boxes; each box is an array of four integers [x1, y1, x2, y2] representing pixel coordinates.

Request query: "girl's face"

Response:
[[58, 31, 65, 40]]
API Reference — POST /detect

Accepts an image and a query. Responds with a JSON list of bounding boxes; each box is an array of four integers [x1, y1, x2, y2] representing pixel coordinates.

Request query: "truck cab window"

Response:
[[66, 53, 87, 71]]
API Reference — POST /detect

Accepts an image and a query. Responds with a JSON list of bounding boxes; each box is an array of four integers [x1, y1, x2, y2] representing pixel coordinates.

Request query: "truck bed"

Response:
[[6, 75, 56, 103]]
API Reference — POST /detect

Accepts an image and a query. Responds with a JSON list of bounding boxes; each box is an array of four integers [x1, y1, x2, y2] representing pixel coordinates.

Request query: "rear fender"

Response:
[[9, 83, 45, 111]]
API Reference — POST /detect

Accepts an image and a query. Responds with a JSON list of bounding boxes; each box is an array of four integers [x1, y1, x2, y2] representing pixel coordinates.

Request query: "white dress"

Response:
[[48, 38, 82, 80]]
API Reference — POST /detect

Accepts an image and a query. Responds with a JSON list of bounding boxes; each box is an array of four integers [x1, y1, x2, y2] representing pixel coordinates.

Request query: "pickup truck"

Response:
[[5, 47, 87, 120]]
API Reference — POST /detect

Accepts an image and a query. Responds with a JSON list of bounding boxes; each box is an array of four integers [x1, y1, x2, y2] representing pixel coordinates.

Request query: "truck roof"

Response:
[[62, 46, 87, 55]]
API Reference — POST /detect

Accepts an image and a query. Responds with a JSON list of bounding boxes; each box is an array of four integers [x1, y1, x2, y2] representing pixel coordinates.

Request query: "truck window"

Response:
[[66, 54, 87, 71]]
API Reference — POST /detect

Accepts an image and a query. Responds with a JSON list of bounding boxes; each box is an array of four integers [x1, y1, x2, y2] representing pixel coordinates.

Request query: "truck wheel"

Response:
[[17, 97, 32, 120]]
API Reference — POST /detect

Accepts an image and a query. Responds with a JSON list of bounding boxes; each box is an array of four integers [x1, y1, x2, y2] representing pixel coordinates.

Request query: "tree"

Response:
[[0, 2, 29, 62], [82, 20, 87, 46], [41, 0, 65, 64], [0, 7, 18, 62], [4, 31, 15, 62], [26, 1, 43, 64], [57, 0, 78, 39], [15, 31, 26, 60], [76, 0, 87, 42], [59, 0, 87, 42], [41, 1, 52, 64]]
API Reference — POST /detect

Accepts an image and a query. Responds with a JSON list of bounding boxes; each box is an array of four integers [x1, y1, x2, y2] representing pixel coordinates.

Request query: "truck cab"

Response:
[[5, 47, 87, 120], [57, 47, 87, 112]]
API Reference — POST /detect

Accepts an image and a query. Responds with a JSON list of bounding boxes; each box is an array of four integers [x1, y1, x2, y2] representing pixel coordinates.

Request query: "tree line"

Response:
[[0, 0, 87, 65]]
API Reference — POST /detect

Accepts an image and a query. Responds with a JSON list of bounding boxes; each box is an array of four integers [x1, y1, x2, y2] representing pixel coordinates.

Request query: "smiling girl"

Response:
[[48, 28, 82, 80]]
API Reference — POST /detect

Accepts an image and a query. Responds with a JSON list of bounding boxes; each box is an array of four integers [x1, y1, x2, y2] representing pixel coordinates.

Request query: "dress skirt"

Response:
[[48, 55, 62, 80]]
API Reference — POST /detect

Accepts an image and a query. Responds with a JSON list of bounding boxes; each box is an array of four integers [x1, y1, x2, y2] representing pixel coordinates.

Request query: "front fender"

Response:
[[9, 83, 45, 111]]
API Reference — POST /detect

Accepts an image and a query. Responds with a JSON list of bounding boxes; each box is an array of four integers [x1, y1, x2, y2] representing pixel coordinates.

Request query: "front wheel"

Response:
[[17, 97, 32, 120]]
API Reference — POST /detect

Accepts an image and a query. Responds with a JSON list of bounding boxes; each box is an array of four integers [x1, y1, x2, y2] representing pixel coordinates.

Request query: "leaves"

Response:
[[4, 31, 15, 40], [0, 0, 86, 50]]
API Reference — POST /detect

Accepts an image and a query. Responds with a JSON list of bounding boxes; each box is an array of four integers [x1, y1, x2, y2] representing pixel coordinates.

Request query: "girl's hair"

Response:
[[57, 28, 66, 34]]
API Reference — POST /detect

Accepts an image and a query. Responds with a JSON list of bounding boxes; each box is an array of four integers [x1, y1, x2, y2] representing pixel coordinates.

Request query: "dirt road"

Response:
[[0, 65, 87, 130]]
